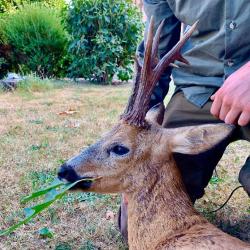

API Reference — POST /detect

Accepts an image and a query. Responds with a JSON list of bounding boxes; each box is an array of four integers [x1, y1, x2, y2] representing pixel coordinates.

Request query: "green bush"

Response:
[[0, 57, 6, 69], [0, 16, 11, 78], [0, 0, 66, 13], [67, 0, 143, 83], [0, 3, 68, 78], [0, 0, 17, 13]]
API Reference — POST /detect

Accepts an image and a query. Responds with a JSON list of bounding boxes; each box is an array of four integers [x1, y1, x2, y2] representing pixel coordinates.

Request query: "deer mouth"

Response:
[[58, 163, 99, 190], [70, 176, 96, 190]]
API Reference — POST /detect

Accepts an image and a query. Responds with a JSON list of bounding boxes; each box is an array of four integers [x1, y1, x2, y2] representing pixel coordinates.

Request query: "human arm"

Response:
[[210, 61, 250, 126]]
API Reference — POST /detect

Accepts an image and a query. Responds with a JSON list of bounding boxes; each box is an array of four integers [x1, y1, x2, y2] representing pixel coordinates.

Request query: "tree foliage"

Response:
[[67, 0, 143, 83]]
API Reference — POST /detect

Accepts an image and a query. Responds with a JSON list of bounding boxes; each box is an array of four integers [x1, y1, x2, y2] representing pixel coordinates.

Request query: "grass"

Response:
[[0, 80, 249, 249]]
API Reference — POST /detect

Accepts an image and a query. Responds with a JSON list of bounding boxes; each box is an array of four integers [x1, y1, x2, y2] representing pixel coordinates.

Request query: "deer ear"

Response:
[[146, 102, 165, 125], [171, 124, 234, 155]]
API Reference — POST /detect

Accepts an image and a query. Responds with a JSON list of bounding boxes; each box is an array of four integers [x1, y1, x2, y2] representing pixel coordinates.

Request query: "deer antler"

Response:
[[121, 17, 198, 128]]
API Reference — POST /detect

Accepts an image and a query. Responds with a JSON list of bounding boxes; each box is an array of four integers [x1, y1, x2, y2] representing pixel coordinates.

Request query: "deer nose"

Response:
[[58, 163, 79, 182]]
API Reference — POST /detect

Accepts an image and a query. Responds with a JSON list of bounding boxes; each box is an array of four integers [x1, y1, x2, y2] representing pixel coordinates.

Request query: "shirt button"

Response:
[[227, 59, 234, 67], [229, 21, 237, 30]]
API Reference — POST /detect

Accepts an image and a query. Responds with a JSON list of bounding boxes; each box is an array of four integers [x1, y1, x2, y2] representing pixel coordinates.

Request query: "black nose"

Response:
[[58, 163, 79, 182]]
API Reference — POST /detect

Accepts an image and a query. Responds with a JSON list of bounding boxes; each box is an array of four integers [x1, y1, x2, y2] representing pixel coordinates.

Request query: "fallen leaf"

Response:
[[105, 210, 115, 220], [38, 227, 54, 238], [58, 108, 78, 115]]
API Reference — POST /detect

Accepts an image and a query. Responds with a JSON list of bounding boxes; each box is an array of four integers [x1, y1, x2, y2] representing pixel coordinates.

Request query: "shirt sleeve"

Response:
[[137, 0, 181, 108]]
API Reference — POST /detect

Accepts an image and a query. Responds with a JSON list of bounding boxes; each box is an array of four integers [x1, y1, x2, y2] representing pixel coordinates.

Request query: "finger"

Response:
[[219, 102, 231, 121], [210, 94, 215, 100], [210, 95, 222, 118], [238, 111, 250, 126], [224, 108, 241, 124]]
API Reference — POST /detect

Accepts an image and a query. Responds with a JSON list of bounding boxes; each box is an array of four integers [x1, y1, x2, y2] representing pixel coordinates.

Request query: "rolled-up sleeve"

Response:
[[137, 0, 181, 107]]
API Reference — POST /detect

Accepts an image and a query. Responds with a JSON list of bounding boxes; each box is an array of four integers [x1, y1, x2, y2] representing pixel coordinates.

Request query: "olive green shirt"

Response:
[[140, 0, 250, 107]]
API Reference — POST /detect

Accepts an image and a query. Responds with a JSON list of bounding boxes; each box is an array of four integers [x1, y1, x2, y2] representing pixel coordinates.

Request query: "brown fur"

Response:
[[64, 115, 249, 249]]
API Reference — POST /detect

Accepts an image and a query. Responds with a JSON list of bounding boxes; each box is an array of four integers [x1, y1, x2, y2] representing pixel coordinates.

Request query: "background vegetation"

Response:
[[0, 0, 66, 13], [0, 0, 143, 82], [0, 3, 68, 78], [67, 0, 143, 83]]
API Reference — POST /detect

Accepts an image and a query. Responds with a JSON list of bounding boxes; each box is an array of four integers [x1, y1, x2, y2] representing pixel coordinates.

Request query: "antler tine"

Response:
[[153, 20, 198, 84], [121, 18, 198, 128], [121, 17, 155, 127], [122, 15, 153, 115], [151, 19, 165, 67], [123, 57, 142, 114], [140, 16, 155, 84]]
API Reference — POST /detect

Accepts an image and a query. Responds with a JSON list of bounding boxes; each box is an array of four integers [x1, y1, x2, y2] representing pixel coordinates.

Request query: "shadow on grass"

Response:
[[216, 214, 250, 242]]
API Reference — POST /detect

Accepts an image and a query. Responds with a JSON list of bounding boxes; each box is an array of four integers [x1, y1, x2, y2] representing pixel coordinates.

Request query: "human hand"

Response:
[[210, 62, 250, 126]]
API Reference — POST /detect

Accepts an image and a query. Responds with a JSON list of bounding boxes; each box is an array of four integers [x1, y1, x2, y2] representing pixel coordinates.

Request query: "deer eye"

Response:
[[110, 145, 129, 156]]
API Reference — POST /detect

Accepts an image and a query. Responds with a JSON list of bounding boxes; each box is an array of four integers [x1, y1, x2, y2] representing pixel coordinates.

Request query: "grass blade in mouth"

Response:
[[0, 177, 100, 236]]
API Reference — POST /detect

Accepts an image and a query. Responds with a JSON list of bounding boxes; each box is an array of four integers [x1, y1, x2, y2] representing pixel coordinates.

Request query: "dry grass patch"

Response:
[[0, 82, 249, 249]]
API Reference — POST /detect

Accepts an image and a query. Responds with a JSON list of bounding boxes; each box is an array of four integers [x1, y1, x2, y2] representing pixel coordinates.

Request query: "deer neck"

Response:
[[126, 159, 205, 250]]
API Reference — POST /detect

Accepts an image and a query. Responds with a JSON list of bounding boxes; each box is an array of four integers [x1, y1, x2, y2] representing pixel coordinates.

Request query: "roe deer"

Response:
[[58, 18, 250, 250]]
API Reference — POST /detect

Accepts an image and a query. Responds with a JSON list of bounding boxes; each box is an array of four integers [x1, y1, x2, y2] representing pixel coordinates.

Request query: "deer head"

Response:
[[58, 18, 233, 194]]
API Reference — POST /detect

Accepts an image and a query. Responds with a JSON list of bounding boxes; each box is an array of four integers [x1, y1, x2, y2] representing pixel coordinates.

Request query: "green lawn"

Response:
[[0, 81, 249, 249]]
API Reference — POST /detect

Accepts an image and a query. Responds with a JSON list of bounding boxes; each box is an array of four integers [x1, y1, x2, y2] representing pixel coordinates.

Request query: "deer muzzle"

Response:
[[58, 143, 101, 189], [58, 163, 93, 190]]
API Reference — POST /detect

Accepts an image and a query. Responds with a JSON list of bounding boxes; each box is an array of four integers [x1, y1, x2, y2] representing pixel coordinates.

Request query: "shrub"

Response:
[[0, 57, 6, 76], [0, 0, 17, 13], [0, 16, 12, 78], [67, 0, 143, 83], [0, 3, 68, 78], [0, 0, 66, 13]]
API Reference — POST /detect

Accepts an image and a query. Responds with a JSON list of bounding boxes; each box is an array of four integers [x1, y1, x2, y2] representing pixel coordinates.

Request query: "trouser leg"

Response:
[[163, 91, 250, 201], [173, 136, 231, 202], [233, 120, 250, 196], [118, 194, 128, 243], [239, 157, 250, 196]]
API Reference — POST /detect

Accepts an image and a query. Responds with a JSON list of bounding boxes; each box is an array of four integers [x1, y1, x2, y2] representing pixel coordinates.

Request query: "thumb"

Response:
[[210, 94, 215, 100]]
